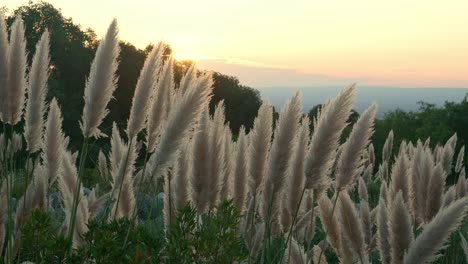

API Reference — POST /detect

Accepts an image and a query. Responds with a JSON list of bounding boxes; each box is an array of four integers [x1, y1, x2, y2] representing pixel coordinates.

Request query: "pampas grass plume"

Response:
[[389, 191, 414, 264], [335, 103, 376, 190], [81, 19, 119, 138], [304, 85, 355, 190], [403, 197, 468, 264], [127, 42, 164, 138], [24, 30, 50, 153], [3, 16, 27, 125]]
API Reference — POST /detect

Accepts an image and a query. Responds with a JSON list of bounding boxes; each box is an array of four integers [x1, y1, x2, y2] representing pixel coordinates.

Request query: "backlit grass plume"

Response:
[[403, 197, 468, 264], [24, 30, 50, 153], [80, 19, 120, 138], [304, 85, 355, 192], [3, 16, 27, 125], [0, 14, 8, 121], [127, 42, 164, 139]]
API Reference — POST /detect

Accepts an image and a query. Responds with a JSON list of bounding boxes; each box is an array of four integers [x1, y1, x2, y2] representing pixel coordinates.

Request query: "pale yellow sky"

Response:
[[4, 0, 468, 87]]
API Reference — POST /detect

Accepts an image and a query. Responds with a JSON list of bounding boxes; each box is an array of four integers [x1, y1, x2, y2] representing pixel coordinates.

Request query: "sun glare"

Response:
[[172, 53, 214, 62]]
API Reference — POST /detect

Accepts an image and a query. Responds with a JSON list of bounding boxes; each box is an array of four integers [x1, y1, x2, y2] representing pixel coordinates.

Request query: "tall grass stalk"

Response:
[[67, 137, 89, 249], [317, 190, 341, 264]]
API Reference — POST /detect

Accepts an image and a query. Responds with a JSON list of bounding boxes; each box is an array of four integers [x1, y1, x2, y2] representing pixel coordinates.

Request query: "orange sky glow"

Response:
[[4, 0, 468, 88]]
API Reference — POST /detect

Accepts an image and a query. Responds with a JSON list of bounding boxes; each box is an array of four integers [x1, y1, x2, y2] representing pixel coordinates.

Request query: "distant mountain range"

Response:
[[256, 87, 468, 118]]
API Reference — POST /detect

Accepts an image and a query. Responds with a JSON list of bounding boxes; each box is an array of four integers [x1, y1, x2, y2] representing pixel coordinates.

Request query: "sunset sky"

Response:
[[4, 0, 468, 88]]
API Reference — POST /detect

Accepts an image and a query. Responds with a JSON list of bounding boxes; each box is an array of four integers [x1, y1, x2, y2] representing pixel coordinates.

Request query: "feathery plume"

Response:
[[403, 197, 468, 264], [304, 85, 356, 190], [377, 201, 391, 264], [146, 56, 174, 152], [368, 143, 375, 168], [383, 130, 394, 163], [109, 123, 124, 183], [313, 245, 328, 264], [190, 108, 211, 213], [247, 101, 273, 196], [318, 195, 341, 254], [172, 144, 191, 209], [442, 186, 456, 208], [80, 19, 120, 138], [59, 150, 89, 247], [98, 150, 108, 182], [456, 146, 465, 173], [389, 149, 410, 203], [144, 71, 212, 185], [220, 125, 234, 200], [360, 199, 372, 248], [127, 42, 164, 138], [110, 140, 137, 219], [389, 191, 414, 264], [42, 98, 65, 185], [24, 30, 50, 152], [262, 92, 302, 220], [456, 171, 466, 199], [425, 164, 445, 221], [179, 64, 196, 93], [286, 238, 307, 264], [207, 101, 226, 208], [3, 16, 27, 125], [286, 116, 310, 216], [362, 164, 374, 183], [358, 177, 368, 202], [0, 14, 8, 121], [338, 192, 367, 261], [13, 165, 48, 256], [336, 104, 376, 190], [233, 126, 248, 210]]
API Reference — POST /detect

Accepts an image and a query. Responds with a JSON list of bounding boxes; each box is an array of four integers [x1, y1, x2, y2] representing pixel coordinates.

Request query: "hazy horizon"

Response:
[[256, 86, 468, 118]]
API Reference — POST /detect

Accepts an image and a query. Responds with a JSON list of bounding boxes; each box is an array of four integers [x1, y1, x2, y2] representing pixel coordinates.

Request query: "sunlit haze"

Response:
[[4, 0, 468, 88]]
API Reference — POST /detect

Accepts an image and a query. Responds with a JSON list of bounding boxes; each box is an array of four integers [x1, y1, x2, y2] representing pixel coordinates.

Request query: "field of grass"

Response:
[[0, 16, 468, 263]]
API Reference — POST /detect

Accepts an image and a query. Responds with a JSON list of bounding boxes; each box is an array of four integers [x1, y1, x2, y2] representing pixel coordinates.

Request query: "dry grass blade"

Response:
[[80, 19, 119, 138], [403, 197, 468, 264]]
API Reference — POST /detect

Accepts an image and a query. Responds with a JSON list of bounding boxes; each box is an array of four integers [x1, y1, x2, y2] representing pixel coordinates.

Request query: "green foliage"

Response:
[[76, 218, 164, 263], [165, 200, 248, 263], [16, 210, 70, 263]]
